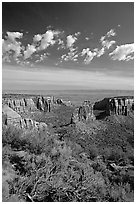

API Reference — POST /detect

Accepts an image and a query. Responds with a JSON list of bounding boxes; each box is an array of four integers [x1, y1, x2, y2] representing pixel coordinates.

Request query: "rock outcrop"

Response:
[[3, 98, 37, 113], [71, 100, 96, 124], [2, 104, 22, 126], [3, 96, 68, 114], [94, 96, 134, 116], [71, 96, 134, 124], [2, 105, 47, 131]]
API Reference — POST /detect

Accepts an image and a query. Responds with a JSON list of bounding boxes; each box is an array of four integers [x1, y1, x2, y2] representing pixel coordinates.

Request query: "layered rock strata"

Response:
[[3, 96, 66, 114], [94, 96, 134, 116], [2, 105, 47, 131], [71, 100, 96, 124]]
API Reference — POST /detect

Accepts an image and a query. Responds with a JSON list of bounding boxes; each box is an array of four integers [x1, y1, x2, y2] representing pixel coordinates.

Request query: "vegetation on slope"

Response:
[[2, 101, 134, 202]]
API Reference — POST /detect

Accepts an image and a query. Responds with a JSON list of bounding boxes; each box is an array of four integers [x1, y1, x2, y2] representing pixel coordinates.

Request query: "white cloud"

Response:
[[109, 43, 134, 61], [57, 39, 65, 50], [2, 31, 23, 60], [106, 29, 116, 38], [81, 48, 97, 64], [24, 44, 36, 59], [38, 30, 60, 51], [33, 34, 42, 42], [96, 47, 105, 57], [102, 40, 116, 49], [60, 47, 78, 62], [85, 37, 89, 41], [66, 35, 77, 48], [100, 36, 105, 42], [75, 32, 81, 37], [6, 31, 23, 41]]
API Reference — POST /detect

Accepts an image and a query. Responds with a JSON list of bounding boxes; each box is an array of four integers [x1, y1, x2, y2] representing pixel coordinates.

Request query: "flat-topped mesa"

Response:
[[2, 95, 68, 113], [3, 98, 37, 113], [2, 104, 47, 131], [94, 96, 134, 116], [71, 100, 96, 124]]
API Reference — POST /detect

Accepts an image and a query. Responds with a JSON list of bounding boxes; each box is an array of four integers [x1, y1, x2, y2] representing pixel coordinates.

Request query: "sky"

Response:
[[2, 2, 134, 91]]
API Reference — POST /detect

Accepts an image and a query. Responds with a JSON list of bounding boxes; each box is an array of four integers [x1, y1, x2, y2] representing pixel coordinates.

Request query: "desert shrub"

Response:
[[22, 130, 56, 155], [2, 125, 23, 149], [10, 141, 111, 202]]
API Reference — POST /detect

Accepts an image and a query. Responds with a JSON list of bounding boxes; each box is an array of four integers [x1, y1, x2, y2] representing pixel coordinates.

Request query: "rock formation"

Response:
[[3, 98, 37, 113], [2, 104, 22, 126], [71, 96, 134, 124], [71, 100, 96, 124], [2, 104, 47, 131], [3, 96, 67, 114], [94, 96, 134, 116]]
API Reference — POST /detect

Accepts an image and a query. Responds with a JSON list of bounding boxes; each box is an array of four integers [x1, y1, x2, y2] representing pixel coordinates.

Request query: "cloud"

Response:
[[81, 48, 97, 64], [2, 32, 23, 61], [85, 37, 89, 41], [35, 53, 49, 63], [57, 39, 65, 50], [24, 44, 36, 59], [33, 34, 42, 42], [102, 40, 116, 49], [66, 35, 77, 48], [38, 30, 60, 51], [60, 47, 78, 62], [6, 31, 23, 41], [96, 47, 105, 57], [106, 29, 116, 38], [109, 43, 134, 61]]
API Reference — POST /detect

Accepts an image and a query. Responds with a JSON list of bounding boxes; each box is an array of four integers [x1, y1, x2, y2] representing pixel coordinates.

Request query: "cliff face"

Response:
[[94, 96, 134, 116], [2, 104, 47, 131], [71, 100, 96, 124], [3, 96, 65, 114], [71, 96, 134, 124], [2, 95, 70, 131]]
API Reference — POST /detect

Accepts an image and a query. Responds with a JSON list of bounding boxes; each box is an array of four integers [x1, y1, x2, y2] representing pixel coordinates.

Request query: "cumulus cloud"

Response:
[[2, 31, 23, 61], [57, 39, 65, 50], [60, 47, 78, 62], [38, 30, 60, 51], [106, 29, 116, 38], [33, 34, 42, 42], [85, 37, 89, 41], [66, 35, 77, 48], [81, 48, 97, 64], [96, 47, 105, 57], [24, 44, 36, 59], [102, 40, 116, 49], [6, 31, 23, 41], [95, 28, 116, 59], [109, 43, 134, 61]]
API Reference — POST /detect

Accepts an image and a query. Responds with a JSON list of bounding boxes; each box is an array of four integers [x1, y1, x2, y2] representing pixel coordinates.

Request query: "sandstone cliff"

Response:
[[71, 100, 96, 124], [94, 96, 134, 116], [71, 96, 134, 124], [2, 104, 47, 131], [3, 96, 67, 114]]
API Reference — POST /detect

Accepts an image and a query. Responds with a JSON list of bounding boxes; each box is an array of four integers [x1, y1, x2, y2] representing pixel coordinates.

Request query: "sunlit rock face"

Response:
[[3, 98, 37, 113], [3, 96, 66, 114], [2, 104, 47, 131], [2, 95, 70, 131], [2, 104, 22, 126], [71, 96, 134, 124], [71, 100, 96, 124], [94, 96, 134, 116]]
